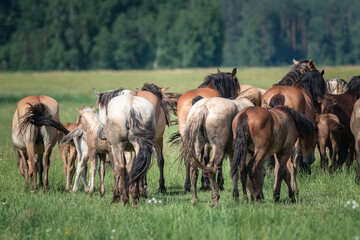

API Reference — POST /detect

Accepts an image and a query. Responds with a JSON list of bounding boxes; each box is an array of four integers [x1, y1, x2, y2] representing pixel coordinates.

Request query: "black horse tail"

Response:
[[168, 131, 181, 146], [128, 108, 161, 184], [269, 93, 285, 108], [231, 113, 249, 177], [181, 104, 211, 172], [19, 103, 69, 135], [275, 106, 314, 136], [60, 128, 83, 145]]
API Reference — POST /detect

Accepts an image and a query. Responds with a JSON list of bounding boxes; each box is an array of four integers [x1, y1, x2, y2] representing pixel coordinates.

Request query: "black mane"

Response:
[[198, 72, 240, 98], [97, 88, 125, 109], [276, 59, 317, 86], [295, 70, 326, 113], [140, 83, 171, 126], [346, 76, 360, 99]]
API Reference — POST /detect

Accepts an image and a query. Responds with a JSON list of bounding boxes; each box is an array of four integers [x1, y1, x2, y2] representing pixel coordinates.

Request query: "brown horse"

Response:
[[316, 113, 343, 172], [57, 122, 78, 192], [231, 106, 316, 202], [350, 99, 360, 183], [12, 95, 69, 191], [323, 76, 360, 170], [176, 68, 240, 192], [181, 96, 254, 206]]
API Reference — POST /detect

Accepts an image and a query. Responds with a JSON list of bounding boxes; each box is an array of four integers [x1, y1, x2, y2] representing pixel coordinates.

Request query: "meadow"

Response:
[[1, 66, 360, 240]]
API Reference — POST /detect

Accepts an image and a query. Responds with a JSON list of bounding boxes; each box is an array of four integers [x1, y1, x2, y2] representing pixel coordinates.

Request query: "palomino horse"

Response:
[[57, 122, 78, 191], [350, 99, 360, 183], [181, 96, 254, 206], [326, 78, 348, 94], [12, 95, 69, 191], [316, 113, 343, 172], [95, 90, 161, 206], [231, 106, 316, 202], [95, 83, 170, 193], [176, 68, 240, 192], [262, 69, 326, 172], [323, 76, 360, 170]]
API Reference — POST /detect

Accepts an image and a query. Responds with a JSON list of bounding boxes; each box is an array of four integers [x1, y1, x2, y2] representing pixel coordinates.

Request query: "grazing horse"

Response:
[[12, 95, 69, 191], [57, 122, 78, 192], [231, 106, 316, 202], [95, 83, 170, 193], [316, 113, 343, 172], [262, 70, 326, 172], [181, 96, 254, 206], [323, 76, 360, 170], [326, 78, 348, 94], [176, 68, 240, 192], [350, 99, 360, 183], [95, 90, 161, 206]]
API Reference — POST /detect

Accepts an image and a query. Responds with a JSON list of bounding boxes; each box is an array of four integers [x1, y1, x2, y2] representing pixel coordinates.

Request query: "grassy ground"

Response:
[[1, 66, 360, 239]]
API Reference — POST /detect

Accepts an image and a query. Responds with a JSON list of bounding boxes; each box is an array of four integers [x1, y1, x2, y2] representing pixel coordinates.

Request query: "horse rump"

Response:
[[19, 103, 69, 135]]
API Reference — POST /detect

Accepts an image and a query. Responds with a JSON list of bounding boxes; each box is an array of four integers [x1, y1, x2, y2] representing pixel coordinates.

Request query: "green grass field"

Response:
[[1, 66, 360, 240]]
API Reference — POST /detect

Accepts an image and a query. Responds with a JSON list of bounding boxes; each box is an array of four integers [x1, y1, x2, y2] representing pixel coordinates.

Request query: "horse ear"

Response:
[[81, 104, 85, 109], [321, 69, 325, 77], [231, 68, 237, 78], [293, 58, 299, 64], [217, 67, 221, 73], [161, 87, 169, 92], [93, 88, 100, 98]]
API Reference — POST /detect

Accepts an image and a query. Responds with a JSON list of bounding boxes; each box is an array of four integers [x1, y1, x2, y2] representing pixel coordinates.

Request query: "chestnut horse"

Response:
[[181, 96, 254, 206], [231, 106, 316, 203], [350, 99, 360, 183], [176, 68, 240, 192], [12, 95, 69, 191], [57, 122, 79, 192], [323, 76, 360, 170]]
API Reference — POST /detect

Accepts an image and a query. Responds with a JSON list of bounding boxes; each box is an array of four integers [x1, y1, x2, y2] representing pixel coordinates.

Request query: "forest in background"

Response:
[[0, 0, 359, 71]]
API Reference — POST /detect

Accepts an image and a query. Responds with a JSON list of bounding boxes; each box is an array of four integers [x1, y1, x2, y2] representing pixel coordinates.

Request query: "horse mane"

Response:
[[275, 105, 315, 136], [294, 70, 326, 113], [198, 72, 240, 98], [276, 59, 317, 86], [97, 88, 125, 109], [140, 83, 171, 126], [345, 76, 360, 99]]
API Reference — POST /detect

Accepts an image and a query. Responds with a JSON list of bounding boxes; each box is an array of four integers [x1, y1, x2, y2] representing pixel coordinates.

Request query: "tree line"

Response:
[[0, 0, 359, 71]]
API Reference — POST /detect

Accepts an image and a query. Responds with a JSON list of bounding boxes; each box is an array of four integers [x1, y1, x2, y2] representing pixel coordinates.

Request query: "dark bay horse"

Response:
[[231, 106, 316, 203], [176, 68, 240, 192], [12, 95, 69, 191], [323, 76, 360, 170], [350, 99, 360, 183]]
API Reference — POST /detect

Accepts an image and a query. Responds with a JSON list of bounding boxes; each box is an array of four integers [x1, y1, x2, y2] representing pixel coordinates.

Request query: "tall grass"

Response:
[[1, 67, 360, 239]]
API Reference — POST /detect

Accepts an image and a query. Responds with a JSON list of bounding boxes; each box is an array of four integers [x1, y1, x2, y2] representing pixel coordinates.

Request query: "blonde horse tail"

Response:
[[59, 128, 83, 145], [181, 104, 210, 172], [19, 103, 69, 135], [231, 113, 249, 177], [128, 108, 161, 184]]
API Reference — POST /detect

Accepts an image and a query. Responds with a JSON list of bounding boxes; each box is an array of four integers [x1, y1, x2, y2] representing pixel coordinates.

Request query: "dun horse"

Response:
[[231, 106, 316, 202], [181, 96, 254, 206], [12, 95, 69, 191], [326, 78, 348, 94], [95, 89, 161, 206], [176, 68, 240, 192]]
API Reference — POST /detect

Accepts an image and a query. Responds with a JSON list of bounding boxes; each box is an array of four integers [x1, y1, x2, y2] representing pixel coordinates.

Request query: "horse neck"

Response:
[[81, 115, 99, 134]]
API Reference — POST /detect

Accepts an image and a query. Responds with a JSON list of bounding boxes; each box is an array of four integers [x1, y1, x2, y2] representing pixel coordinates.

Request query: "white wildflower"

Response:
[[111, 229, 116, 233], [147, 199, 152, 204]]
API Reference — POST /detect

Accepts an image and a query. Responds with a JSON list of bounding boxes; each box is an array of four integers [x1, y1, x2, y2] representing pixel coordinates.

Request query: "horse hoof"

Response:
[[183, 189, 191, 194], [210, 202, 217, 208], [191, 198, 198, 205], [158, 187, 167, 194], [110, 197, 120, 204], [200, 185, 211, 191]]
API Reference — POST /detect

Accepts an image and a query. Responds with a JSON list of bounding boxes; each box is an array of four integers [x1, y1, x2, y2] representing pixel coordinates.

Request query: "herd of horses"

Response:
[[11, 59, 360, 207]]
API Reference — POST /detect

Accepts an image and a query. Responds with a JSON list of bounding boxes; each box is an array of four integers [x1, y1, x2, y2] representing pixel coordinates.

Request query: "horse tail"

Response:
[[269, 93, 285, 107], [181, 104, 210, 172], [19, 103, 69, 135], [128, 108, 161, 184], [275, 106, 314, 136], [162, 92, 182, 115], [192, 96, 204, 105], [231, 113, 249, 177], [60, 128, 83, 145], [168, 131, 181, 146], [327, 119, 343, 132]]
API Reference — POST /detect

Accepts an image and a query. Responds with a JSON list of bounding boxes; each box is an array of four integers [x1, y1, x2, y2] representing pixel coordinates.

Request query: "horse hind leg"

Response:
[[37, 154, 44, 187], [98, 154, 106, 197], [200, 145, 211, 191], [156, 139, 166, 194], [66, 145, 77, 192], [207, 146, 224, 207], [285, 159, 296, 203], [184, 161, 191, 194], [25, 143, 38, 191], [43, 146, 52, 192]]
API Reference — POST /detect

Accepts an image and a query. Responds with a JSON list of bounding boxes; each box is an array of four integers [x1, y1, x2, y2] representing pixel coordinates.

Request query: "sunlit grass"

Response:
[[1, 66, 360, 239]]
